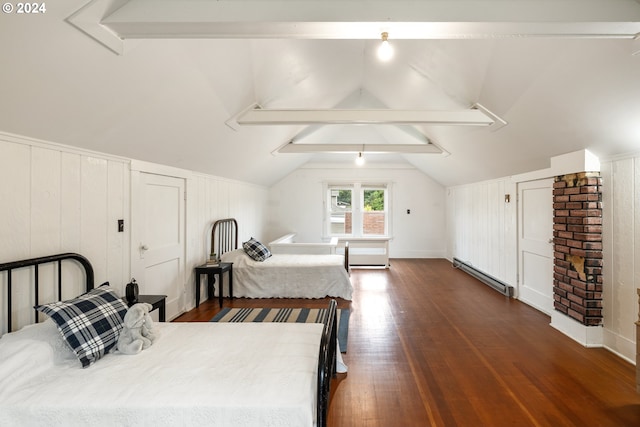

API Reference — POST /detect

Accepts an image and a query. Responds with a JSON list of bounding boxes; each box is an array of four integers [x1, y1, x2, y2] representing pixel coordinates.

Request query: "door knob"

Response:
[[139, 244, 149, 259]]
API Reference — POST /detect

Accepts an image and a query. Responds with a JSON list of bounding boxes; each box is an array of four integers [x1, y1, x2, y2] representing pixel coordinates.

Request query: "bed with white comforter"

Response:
[[220, 249, 353, 300], [0, 320, 324, 427]]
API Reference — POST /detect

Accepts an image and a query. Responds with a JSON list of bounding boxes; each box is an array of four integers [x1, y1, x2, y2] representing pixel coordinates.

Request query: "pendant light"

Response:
[[377, 32, 393, 61]]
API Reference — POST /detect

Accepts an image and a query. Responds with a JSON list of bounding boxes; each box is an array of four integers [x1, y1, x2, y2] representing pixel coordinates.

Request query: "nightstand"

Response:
[[195, 262, 233, 308], [127, 294, 167, 322]]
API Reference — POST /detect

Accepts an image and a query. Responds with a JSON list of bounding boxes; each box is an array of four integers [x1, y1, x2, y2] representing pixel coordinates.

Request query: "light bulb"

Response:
[[377, 32, 393, 61], [355, 152, 365, 166]]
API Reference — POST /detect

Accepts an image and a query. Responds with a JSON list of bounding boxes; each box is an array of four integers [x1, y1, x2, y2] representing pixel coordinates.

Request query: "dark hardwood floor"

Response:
[[174, 258, 640, 427]]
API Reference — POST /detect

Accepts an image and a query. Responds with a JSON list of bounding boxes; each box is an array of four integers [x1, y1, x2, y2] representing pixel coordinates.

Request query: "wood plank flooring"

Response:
[[174, 258, 640, 427]]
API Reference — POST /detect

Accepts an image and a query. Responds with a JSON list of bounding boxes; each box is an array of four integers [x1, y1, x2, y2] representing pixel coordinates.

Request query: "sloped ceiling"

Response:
[[1, 0, 640, 187]]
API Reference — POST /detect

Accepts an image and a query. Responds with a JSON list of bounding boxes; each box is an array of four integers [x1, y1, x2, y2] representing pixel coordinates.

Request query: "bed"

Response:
[[211, 218, 353, 300], [0, 253, 337, 427]]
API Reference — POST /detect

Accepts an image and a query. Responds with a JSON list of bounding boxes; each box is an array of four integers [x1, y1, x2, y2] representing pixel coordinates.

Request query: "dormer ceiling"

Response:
[[1, 0, 640, 187]]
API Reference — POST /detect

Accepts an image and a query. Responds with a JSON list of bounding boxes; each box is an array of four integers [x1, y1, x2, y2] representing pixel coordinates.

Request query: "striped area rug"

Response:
[[211, 307, 350, 352]]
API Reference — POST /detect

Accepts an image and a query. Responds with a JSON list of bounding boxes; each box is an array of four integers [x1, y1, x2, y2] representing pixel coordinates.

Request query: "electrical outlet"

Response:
[[407, 209, 411, 214], [118, 219, 124, 232]]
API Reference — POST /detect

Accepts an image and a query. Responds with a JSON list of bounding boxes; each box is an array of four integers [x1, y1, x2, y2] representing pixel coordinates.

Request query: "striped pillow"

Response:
[[36, 283, 128, 368]]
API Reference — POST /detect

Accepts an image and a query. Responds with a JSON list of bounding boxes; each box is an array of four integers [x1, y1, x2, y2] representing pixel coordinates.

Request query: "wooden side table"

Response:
[[126, 294, 167, 322], [195, 262, 233, 308]]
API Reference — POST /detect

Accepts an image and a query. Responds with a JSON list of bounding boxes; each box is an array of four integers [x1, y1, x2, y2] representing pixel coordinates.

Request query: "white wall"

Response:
[[267, 164, 446, 258], [601, 154, 640, 362], [0, 132, 268, 333], [446, 151, 639, 363], [187, 172, 267, 309], [0, 133, 130, 332], [446, 178, 518, 285]]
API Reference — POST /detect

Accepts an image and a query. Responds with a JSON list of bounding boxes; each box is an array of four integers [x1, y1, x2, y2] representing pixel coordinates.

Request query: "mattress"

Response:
[[0, 320, 324, 427], [220, 249, 353, 300]]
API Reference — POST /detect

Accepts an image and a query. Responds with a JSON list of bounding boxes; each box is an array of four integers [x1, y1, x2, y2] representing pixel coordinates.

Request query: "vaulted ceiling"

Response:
[[1, 0, 640, 187]]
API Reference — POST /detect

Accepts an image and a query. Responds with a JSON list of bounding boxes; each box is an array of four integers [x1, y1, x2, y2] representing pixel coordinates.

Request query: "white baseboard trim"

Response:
[[602, 329, 636, 365], [550, 312, 603, 347]]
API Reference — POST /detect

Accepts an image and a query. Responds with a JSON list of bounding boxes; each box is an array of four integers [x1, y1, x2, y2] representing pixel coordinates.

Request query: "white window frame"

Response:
[[360, 184, 388, 237], [323, 182, 392, 238]]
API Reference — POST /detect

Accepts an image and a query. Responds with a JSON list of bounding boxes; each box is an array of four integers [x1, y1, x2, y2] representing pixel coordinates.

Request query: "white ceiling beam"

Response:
[[104, 21, 640, 40], [237, 109, 494, 126], [105, 0, 640, 24], [633, 33, 640, 55], [472, 103, 508, 132], [276, 143, 443, 154], [99, 0, 640, 40], [66, 0, 128, 55]]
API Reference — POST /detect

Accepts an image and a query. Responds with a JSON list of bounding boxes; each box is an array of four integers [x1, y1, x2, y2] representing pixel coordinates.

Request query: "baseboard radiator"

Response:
[[452, 258, 514, 297]]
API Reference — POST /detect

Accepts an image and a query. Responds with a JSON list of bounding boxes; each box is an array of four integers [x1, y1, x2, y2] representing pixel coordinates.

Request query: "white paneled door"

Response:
[[131, 172, 185, 321], [518, 178, 554, 315]]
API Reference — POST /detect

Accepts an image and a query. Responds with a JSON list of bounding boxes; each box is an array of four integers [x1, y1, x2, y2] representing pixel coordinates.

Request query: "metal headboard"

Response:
[[0, 253, 94, 332], [211, 218, 238, 258]]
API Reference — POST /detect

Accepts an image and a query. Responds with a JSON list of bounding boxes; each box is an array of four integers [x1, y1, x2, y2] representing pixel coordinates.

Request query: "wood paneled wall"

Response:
[[186, 172, 268, 310], [448, 156, 640, 363], [0, 133, 268, 333], [446, 177, 518, 286], [601, 155, 640, 362], [0, 134, 130, 332]]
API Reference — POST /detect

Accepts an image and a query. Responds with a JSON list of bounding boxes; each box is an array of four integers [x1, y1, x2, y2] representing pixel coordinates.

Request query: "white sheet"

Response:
[[221, 250, 353, 300], [0, 321, 324, 427]]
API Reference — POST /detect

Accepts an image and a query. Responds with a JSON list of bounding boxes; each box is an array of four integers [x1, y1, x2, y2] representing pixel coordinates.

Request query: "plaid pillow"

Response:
[[36, 283, 128, 368], [243, 237, 272, 262]]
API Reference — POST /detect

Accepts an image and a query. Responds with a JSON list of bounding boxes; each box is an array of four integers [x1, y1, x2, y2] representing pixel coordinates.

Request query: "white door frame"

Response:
[[130, 161, 188, 320], [517, 178, 554, 315]]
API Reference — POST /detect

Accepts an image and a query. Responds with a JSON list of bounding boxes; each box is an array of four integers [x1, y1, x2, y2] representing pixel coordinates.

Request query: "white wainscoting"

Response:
[[187, 172, 268, 311], [447, 152, 640, 363], [446, 178, 518, 287], [0, 132, 130, 333], [601, 155, 640, 364], [0, 132, 270, 332]]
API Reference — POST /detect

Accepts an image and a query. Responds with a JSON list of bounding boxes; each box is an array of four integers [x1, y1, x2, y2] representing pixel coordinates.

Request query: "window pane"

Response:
[[330, 189, 352, 235], [363, 190, 384, 211], [363, 189, 385, 235]]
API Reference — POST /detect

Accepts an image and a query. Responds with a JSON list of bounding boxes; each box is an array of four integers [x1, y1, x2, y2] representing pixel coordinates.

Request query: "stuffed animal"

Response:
[[117, 302, 157, 355]]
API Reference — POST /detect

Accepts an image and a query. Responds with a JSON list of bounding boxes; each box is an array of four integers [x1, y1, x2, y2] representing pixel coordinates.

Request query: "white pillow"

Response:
[[0, 319, 76, 364], [0, 320, 77, 394]]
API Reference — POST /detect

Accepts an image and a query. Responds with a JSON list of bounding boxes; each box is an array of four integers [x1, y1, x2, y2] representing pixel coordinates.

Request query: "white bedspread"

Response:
[[221, 250, 353, 300], [0, 320, 324, 427]]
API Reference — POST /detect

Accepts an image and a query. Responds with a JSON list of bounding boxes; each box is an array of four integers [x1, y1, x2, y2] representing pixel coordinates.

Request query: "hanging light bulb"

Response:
[[377, 32, 393, 61], [355, 152, 365, 166]]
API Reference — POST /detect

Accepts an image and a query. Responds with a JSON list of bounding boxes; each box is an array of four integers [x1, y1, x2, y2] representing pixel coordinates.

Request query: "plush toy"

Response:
[[117, 302, 157, 355]]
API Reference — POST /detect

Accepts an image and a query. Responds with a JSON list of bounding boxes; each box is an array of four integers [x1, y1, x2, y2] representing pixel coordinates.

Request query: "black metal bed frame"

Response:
[[211, 218, 238, 257], [318, 298, 338, 427], [212, 217, 350, 272], [1, 250, 336, 427], [0, 253, 94, 333]]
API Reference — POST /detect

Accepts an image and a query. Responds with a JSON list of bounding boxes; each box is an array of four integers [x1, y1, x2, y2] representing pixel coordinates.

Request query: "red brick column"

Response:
[[552, 172, 603, 326]]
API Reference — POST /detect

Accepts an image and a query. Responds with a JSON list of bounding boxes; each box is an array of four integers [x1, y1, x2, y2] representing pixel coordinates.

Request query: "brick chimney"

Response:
[[552, 172, 603, 326]]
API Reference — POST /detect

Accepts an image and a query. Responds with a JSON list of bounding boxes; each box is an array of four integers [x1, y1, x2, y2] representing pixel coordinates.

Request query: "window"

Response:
[[329, 187, 352, 235], [362, 188, 386, 236], [325, 183, 389, 237]]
